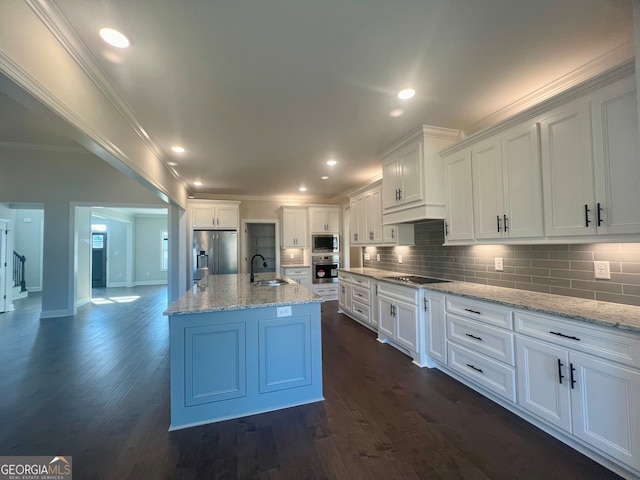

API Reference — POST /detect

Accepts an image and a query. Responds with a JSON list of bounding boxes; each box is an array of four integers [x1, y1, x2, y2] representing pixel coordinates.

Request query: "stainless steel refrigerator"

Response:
[[192, 230, 238, 280]]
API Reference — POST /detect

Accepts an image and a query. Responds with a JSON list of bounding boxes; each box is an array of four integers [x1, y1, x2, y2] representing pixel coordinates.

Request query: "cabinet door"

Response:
[[540, 101, 596, 237], [395, 300, 419, 352], [382, 157, 400, 210], [378, 296, 395, 339], [282, 208, 306, 247], [192, 205, 215, 228], [425, 292, 447, 364], [215, 205, 238, 228], [398, 141, 424, 205], [591, 77, 640, 235], [364, 187, 382, 244], [350, 195, 365, 245], [570, 351, 640, 470], [310, 210, 327, 233], [444, 150, 474, 242], [370, 281, 379, 328], [326, 209, 340, 233], [339, 282, 352, 313], [501, 123, 544, 239], [293, 209, 307, 247], [472, 138, 504, 240], [516, 336, 572, 432]]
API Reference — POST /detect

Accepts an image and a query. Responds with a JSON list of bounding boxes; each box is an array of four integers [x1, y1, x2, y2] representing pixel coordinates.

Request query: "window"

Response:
[[92, 234, 104, 249], [161, 231, 169, 271]]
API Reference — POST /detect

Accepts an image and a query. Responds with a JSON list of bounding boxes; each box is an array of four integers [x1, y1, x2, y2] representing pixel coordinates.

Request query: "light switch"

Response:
[[376, 254, 380, 261], [277, 306, 292, 317], [363, 253, 371, 261], [594, 261, 610, 280], [398, 255, 403, 264], [495, 257, 504, 272]]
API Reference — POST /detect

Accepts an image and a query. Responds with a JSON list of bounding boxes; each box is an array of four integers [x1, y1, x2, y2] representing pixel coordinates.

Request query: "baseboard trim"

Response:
[[40, 308, 74, 319], [133, 280, 168, 286]]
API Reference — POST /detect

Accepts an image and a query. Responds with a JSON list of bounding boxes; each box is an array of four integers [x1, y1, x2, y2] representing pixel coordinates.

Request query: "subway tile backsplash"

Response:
[[281, 248, 305, 266], [361, 221, 640, 307]]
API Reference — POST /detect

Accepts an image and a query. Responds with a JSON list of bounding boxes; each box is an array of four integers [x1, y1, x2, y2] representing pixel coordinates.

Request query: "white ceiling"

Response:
[[0, 0, 635, 201]]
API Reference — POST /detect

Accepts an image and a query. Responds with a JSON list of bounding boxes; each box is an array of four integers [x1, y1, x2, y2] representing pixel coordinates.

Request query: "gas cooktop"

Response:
[[383, 275, 450, 285]]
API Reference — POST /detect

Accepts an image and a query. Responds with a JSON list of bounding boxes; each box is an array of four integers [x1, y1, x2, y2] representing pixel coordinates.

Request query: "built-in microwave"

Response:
[[312, 234, 339, 253]]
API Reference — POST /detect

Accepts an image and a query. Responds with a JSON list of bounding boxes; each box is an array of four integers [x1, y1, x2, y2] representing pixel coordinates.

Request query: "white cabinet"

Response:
[[312, 283, 338, 301], [190, 200, 240, 229], [338, 271, 376, 331], [445, 296, 516, 402], [349, 194, 365, 245], [382, 225, 414, 246], [281, 266, 312, 290], [443, 149, 474, 243], [363, 187, 382, 244], [541, 75, 640, 238], [308, 206, 340, 234], [380, 125, 460, 224], [280, 207, 307, 248], [472, 123, 543, 240], [515, 310, 640, 473], [424, 291, 447, 366], [377, 281, 427, 366]]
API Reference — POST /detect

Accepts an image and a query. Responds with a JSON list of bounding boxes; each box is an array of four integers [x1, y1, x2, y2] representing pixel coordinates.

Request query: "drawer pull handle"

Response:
[[557, 359, 564, 384], [464, 308, 481, 315], [466, 363, 483, 374], [549, 331, 580, 341], [465, 333, 482, 341]]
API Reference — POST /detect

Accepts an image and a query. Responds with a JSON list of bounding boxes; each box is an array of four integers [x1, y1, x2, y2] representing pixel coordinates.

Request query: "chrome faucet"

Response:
[[250, 254, 267, 282]]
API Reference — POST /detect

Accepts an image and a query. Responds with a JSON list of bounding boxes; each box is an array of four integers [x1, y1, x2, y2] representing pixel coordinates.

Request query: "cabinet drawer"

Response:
[[378, 281, 418, 304], [351, 300, 370, 323], [351, 274, 371, 288], [284, 267, 310, 276], [338, 271, 352, 282], [446, 296, 513, 330], [515, 310, 640, 368], [447, 342, 517, 403], [351, 285, 370, 306], [447, 314, 515, 366]]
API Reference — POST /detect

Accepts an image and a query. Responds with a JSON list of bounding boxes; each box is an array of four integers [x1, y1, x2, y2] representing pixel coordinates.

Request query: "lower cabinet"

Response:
[[312, 283, 338, 300], [377, 281, 428, 366], [281, 266, 312, 290], [424, 291, 446, 365], [338, 272, 377, 331]]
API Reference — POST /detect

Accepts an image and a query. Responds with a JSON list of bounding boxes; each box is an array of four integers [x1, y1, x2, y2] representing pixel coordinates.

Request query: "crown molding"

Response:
[[465, 41, 635, 136], [25, 0, 180, 181], [0, 140, 86, 153], [378, 125, 462, 159]]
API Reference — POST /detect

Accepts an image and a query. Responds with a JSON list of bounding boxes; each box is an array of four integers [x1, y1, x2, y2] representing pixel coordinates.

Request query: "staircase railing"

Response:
[[13, 250, 26, 292]]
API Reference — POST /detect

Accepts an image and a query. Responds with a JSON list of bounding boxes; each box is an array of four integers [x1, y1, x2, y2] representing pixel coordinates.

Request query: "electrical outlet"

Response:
[[495, 257, 504, 272], [594, 261, 610, 280], [398, 255, 403, 264], [376, 254, 380, 261], [363, 253, 371, 261]]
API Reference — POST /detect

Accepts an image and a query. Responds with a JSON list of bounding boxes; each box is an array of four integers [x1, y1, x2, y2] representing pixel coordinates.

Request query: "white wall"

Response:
[[13, 209, 44, 291], [135, 216, 168, 285], [106, 218, 130, 287], [75, 207, 91, 306]]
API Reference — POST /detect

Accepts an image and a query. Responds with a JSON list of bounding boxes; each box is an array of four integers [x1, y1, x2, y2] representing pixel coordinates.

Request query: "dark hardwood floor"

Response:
[[0, 288, 624, 479]]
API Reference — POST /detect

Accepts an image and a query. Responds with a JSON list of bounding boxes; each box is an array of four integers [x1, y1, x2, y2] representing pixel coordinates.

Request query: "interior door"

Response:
[[92, 232, 107, 288]]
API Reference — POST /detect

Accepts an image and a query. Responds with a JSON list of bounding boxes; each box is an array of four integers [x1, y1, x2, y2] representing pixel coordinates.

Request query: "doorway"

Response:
[[0, 220, 7, 313], [244, 222, 277, 274], [92, 232, 107, 288]]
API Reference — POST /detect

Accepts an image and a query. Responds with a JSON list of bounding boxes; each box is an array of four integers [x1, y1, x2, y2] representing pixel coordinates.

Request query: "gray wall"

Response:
[[134, 216, 168, 285], [362, 221, 640, 307]]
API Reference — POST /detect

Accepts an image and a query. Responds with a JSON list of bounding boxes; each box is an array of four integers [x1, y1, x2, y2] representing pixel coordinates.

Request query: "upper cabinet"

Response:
[[541, 75, 640, 238], [280, 206, 307, 248], [190, 200, 240, 229], [472, 123, 544, 241], [442, 64, 639, 245], [308, 205, 341, 234], [380, 125, 461, 224]]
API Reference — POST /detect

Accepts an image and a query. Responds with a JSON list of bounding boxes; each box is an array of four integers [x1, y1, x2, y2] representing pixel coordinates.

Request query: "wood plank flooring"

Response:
[[0, 288, 624, 479]]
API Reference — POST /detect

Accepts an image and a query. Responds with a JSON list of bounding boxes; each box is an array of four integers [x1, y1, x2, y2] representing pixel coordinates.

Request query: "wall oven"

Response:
[[312, 255, 340, 283], [312, 234, 339, 254]]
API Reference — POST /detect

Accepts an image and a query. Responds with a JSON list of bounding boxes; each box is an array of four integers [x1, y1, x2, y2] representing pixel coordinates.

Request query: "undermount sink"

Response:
[[254, 278, 289, 286]]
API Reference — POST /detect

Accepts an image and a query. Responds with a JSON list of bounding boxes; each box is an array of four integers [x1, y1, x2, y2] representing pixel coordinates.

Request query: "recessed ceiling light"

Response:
[[171, 146, 186, 153], [299, 187, 307, 192], [99, 28, 130, 48], [194, 181, 203, 186], [167, 161, 178, 166], [321, 176, 329, 180], [187, 195, 195, 199], [390, 108, 404, 117], [397, 88, 415, 100], [326, 159, 337, 166]]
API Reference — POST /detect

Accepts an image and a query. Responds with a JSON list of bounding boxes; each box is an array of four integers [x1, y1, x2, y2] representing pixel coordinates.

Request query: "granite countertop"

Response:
[[164, 273, 322, 316], [341, 267, 640, 333], [281, 264, 310, 269]]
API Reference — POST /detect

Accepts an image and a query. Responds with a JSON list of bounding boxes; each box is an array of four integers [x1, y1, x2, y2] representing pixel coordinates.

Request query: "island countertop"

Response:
[[340, 267, 640, 333], [164, 273, 323, 316]]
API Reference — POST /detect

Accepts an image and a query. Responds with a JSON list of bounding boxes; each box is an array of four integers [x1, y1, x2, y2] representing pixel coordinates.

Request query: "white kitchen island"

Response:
[[164, 273, 324, 430]]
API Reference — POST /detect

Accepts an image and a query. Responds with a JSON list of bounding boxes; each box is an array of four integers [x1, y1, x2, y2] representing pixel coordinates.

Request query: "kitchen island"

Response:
[[164, 273, 324, 430]]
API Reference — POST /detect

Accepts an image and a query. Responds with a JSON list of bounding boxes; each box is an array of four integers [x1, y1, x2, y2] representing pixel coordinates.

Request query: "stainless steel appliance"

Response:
[[192, 230, 238, 280], [312, 234, 339, 254], [312, 255, 340, 283]]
